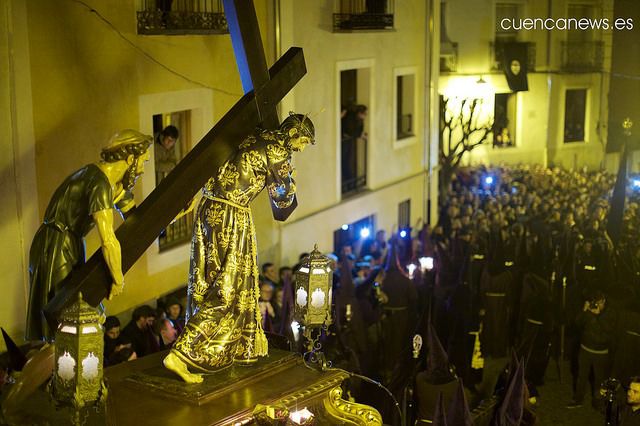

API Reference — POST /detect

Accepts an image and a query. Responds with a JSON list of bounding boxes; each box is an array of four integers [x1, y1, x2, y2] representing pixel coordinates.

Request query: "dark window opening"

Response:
[[154, 110, 194, 251], [493, 93, 516, 148], [396, 74, 415, 140], [341, 69, 368, 196], [398, 199, 411, 230], [333, 215, 376, 255], [564, 89, 587, 143]]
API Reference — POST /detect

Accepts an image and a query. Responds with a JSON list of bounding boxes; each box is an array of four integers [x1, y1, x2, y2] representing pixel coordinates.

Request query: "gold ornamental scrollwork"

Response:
[[322, 386, 383, 425]]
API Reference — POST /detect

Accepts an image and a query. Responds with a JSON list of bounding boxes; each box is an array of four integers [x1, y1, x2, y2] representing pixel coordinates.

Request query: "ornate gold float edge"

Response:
[[322, 385, 383, 426], [276, 371, 348, 406]]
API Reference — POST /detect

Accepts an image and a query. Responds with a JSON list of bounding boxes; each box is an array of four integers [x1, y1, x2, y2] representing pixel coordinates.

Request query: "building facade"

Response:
[[439, 0, 614, 170], [1, 0, 434, 345], [257, 0, 431, 267]]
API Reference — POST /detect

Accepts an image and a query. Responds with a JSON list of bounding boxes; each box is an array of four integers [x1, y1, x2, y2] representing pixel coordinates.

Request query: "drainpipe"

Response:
[[544, 0, 552, 168], [424, 0, 432, 224], [274, 0, 281, 58], [425, 0, 440, 226]]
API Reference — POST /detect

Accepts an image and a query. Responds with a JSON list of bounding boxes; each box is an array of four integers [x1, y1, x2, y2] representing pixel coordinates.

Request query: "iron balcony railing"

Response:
[[490, 41, 536, 72], [341, 136, 367, 195], [333, 0, 394, 31], [137, 0, 228, 35], [156, 169, 193, 251], [397, 113, 413, 139], [159, 214, 194, 252], [561, 40, 604, 72]]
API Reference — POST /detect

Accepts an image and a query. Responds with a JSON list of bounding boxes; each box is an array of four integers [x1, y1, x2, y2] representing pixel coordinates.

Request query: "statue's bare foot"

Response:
[[163, 352, 203, 384]]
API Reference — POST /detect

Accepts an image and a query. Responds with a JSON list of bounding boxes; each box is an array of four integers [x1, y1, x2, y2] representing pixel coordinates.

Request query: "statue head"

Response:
[[280, 113, 315, 152], [101, 129, 152, 190]]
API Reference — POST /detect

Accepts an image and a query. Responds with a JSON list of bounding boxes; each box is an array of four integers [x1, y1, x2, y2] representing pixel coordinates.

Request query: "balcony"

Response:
[[561, 40, 604, 72], [137, 0, 228, 35], [159, 215, 194, 252], [440, 42, 458, 73], [341, 136, 368, 196], [397, 113, 413, 139], [490, 41, 536, 72], [155, 169, 194, 251], [333, 0, 394, 32]]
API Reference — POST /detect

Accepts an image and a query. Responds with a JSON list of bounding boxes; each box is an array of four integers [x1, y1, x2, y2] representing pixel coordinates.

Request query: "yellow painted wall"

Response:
[[1, 0, 39, 350]]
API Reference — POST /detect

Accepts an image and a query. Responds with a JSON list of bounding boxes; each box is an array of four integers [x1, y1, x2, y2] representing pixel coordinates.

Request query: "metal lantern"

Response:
[[294, 245, 333, 328], [53, 292, 104, 408]]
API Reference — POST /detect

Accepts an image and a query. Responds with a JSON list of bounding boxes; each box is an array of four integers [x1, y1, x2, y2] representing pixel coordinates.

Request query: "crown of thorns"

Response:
[[287, 111, 315, 143]]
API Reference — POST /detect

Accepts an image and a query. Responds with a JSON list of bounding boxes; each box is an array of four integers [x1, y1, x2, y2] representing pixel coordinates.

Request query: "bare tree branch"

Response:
[[438, 95, 494, 193]]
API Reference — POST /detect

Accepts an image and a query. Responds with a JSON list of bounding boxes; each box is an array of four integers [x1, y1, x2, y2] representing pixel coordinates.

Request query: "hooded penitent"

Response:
[[1, 328, 27, 372]]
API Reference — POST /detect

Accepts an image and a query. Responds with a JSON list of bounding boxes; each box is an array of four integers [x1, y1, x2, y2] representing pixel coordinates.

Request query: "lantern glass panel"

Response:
[[310, 288, 325, 308], [61, 325, 77, 334], [57, 352, 76, 381], [82, 353, 100, 380], [296, 288, 308, 307]]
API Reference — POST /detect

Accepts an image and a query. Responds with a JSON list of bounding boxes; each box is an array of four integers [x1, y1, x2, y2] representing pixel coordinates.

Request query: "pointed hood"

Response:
[[432, 392, 449, 426], [497, 360, 525, 426], [2, 344, 54, 414], [424, 321, 455, 384], [384, 237, 401, 272], [2, 328, 27, 372], [278, 275, 294, 336], [447, 379, 473, 426], [501, 350, 522, 392], [608, 141, 628, 247]]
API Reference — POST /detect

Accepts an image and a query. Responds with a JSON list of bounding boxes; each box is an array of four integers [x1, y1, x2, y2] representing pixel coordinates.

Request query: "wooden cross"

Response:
[[44, 0, 306, 325]]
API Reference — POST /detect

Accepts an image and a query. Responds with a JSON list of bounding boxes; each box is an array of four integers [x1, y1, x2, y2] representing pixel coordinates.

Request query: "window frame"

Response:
[[563, 88, 589, 144], [493, 92, 518, 148], [392, 66, 418, 149]]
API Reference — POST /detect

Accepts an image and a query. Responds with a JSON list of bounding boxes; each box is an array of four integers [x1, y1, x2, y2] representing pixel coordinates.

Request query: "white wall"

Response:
[[1, 0, 39, 348], [440, 0, 612, 172], [254, 0, 429, 265]]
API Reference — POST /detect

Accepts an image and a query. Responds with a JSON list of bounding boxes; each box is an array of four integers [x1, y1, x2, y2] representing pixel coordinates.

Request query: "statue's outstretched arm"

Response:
[[93, 209, 125, 300]]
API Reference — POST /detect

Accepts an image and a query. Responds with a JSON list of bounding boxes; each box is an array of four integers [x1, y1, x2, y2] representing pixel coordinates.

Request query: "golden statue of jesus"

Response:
[[164, 114, 314, 383]]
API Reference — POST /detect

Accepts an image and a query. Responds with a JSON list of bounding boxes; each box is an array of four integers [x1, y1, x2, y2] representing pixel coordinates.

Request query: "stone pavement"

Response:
[[534, 359, 604, 426]]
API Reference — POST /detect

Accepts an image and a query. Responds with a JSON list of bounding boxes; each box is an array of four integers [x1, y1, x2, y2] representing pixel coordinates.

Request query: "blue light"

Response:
[[360, 227, 371, 239], [633, 179, 640, 189], [484, 176, 494, 185], [400, 230, 407, 238], [341, 224, 349, 231]]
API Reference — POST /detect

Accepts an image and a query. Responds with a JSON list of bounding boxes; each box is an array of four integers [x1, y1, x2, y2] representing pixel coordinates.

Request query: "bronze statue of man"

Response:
[[26, 130, 152, 342], [163, 114, 314, 383]]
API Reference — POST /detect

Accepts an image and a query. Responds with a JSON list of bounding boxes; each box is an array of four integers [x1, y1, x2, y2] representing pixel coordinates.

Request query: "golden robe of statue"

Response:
[[168, 115, 313, 378]]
